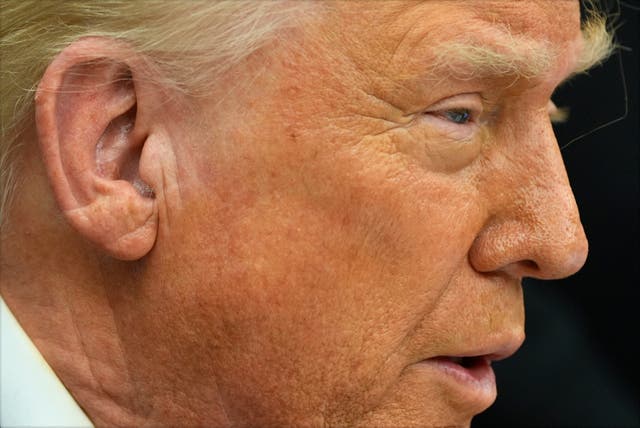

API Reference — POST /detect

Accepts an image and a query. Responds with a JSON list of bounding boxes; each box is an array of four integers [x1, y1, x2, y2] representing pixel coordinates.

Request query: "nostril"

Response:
[[503, 258, 541, 279], [521, 259, 539, 271]]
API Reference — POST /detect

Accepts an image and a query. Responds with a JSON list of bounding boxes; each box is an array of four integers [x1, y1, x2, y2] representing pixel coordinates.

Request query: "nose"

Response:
[[469, 121, 589, 280]]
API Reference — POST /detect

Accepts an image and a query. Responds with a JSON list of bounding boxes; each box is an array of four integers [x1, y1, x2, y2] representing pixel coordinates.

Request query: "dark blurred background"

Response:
[[474, 0, 639, 427]]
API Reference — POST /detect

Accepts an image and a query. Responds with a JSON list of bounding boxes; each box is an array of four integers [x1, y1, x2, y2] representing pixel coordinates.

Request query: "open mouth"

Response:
[[446, 356, 486, 369], [414, 335, 524, 406], [424, 355, 495, 389]]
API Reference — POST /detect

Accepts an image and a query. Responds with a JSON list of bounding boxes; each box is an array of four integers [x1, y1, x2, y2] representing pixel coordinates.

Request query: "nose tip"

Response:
[[562, 248, 588, 277], [513, 222, 589, 279], [563, 233, 589, 275], [470, 197, 589, 280]]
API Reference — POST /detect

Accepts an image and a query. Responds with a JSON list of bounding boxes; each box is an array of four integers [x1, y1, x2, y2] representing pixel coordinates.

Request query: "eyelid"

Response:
[[417, 93, 487, 144], [425, 93, 484, 117]]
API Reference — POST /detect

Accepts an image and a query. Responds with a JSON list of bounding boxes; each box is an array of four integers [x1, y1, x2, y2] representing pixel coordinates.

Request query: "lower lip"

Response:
[[416, 357, 497, 408]]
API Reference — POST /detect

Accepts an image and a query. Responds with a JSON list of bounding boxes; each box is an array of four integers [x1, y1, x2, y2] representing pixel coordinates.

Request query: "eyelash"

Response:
[[436, 102, 569, 125], [439, 109, 473, 125], [423, 93, 485, 128], [423, 97, 569, 135]]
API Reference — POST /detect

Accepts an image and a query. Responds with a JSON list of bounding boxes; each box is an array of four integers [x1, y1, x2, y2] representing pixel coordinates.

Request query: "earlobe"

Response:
[[35, 38, 159, 260]]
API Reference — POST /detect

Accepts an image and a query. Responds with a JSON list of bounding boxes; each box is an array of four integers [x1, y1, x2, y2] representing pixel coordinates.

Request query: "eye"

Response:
[[401, 93, 486, 171], [441, 109, 472, 125], [417, 93, 486, 143], [423, 93, 483, 128]]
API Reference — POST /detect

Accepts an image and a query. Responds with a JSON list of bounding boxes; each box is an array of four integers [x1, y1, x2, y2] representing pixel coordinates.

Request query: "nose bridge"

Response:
[[519, 153, 588, 277], [471, 121, 589, 279]]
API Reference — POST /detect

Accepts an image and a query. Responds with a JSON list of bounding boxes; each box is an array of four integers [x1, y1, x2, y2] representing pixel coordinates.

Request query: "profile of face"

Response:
[[2, 0, 607, 427], [137, 1, 591, 424]]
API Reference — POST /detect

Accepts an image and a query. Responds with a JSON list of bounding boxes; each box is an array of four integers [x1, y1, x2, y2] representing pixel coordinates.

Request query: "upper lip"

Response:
[[425, 331, 525, 362]]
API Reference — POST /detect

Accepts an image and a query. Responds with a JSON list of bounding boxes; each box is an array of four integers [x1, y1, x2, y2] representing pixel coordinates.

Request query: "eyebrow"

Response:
[[427, 16, 614, 82]]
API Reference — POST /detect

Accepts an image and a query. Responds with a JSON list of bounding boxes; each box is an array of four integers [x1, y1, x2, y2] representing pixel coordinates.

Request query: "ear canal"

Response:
[[96, 102, 155, 198], [96, 103, 137, 180]]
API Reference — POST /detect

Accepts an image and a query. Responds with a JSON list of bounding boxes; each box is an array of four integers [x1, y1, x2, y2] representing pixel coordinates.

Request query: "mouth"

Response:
[[413, 336, 524, 411], [428, 355, 494, 386], [414, 354, 496, 412]]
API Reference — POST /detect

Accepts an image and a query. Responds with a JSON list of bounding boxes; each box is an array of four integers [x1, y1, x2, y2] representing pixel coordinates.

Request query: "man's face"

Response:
[[132, 1, 588, 426]]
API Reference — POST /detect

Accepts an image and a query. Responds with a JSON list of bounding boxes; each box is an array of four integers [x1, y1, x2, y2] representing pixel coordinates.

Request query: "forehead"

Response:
[[466, 0, 581, 35], [327, 0, 581, 41], [320, 0, 583, 81]]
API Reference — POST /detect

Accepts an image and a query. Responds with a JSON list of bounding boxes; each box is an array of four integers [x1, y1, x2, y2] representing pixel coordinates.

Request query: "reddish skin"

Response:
[[1, 1, 588, 427]]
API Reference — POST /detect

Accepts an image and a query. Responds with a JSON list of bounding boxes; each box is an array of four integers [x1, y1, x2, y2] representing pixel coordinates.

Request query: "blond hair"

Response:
[[432, 4, 614, 81], [0, 1, 615, 229], [0, 0, 308, 227]]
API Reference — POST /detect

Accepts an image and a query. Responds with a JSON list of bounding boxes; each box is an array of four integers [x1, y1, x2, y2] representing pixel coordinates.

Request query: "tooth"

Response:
[[450, 357, 463, 364]]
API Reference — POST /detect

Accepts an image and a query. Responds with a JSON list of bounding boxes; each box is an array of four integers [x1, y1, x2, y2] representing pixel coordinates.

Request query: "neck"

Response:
[[1, 201, 147, 426], [1, 168, 221, 426], [1, 146, 232, 426]]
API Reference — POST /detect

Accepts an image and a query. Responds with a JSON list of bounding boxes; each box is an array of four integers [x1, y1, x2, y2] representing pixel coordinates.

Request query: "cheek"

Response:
[[186, 145, 482, 422], [168, 86, 483, 423], [385, 125, 483, 173]]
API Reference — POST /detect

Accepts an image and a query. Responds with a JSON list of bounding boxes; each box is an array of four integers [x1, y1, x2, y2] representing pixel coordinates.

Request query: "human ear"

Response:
[[35, 37, 160, 260]]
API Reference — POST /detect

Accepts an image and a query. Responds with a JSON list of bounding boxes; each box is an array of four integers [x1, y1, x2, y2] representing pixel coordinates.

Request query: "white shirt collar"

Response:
[[1, 296, 93, 427]]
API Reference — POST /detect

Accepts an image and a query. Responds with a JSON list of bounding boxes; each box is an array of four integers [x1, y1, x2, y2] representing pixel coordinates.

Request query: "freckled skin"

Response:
[[0, 1, 588, 427]]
